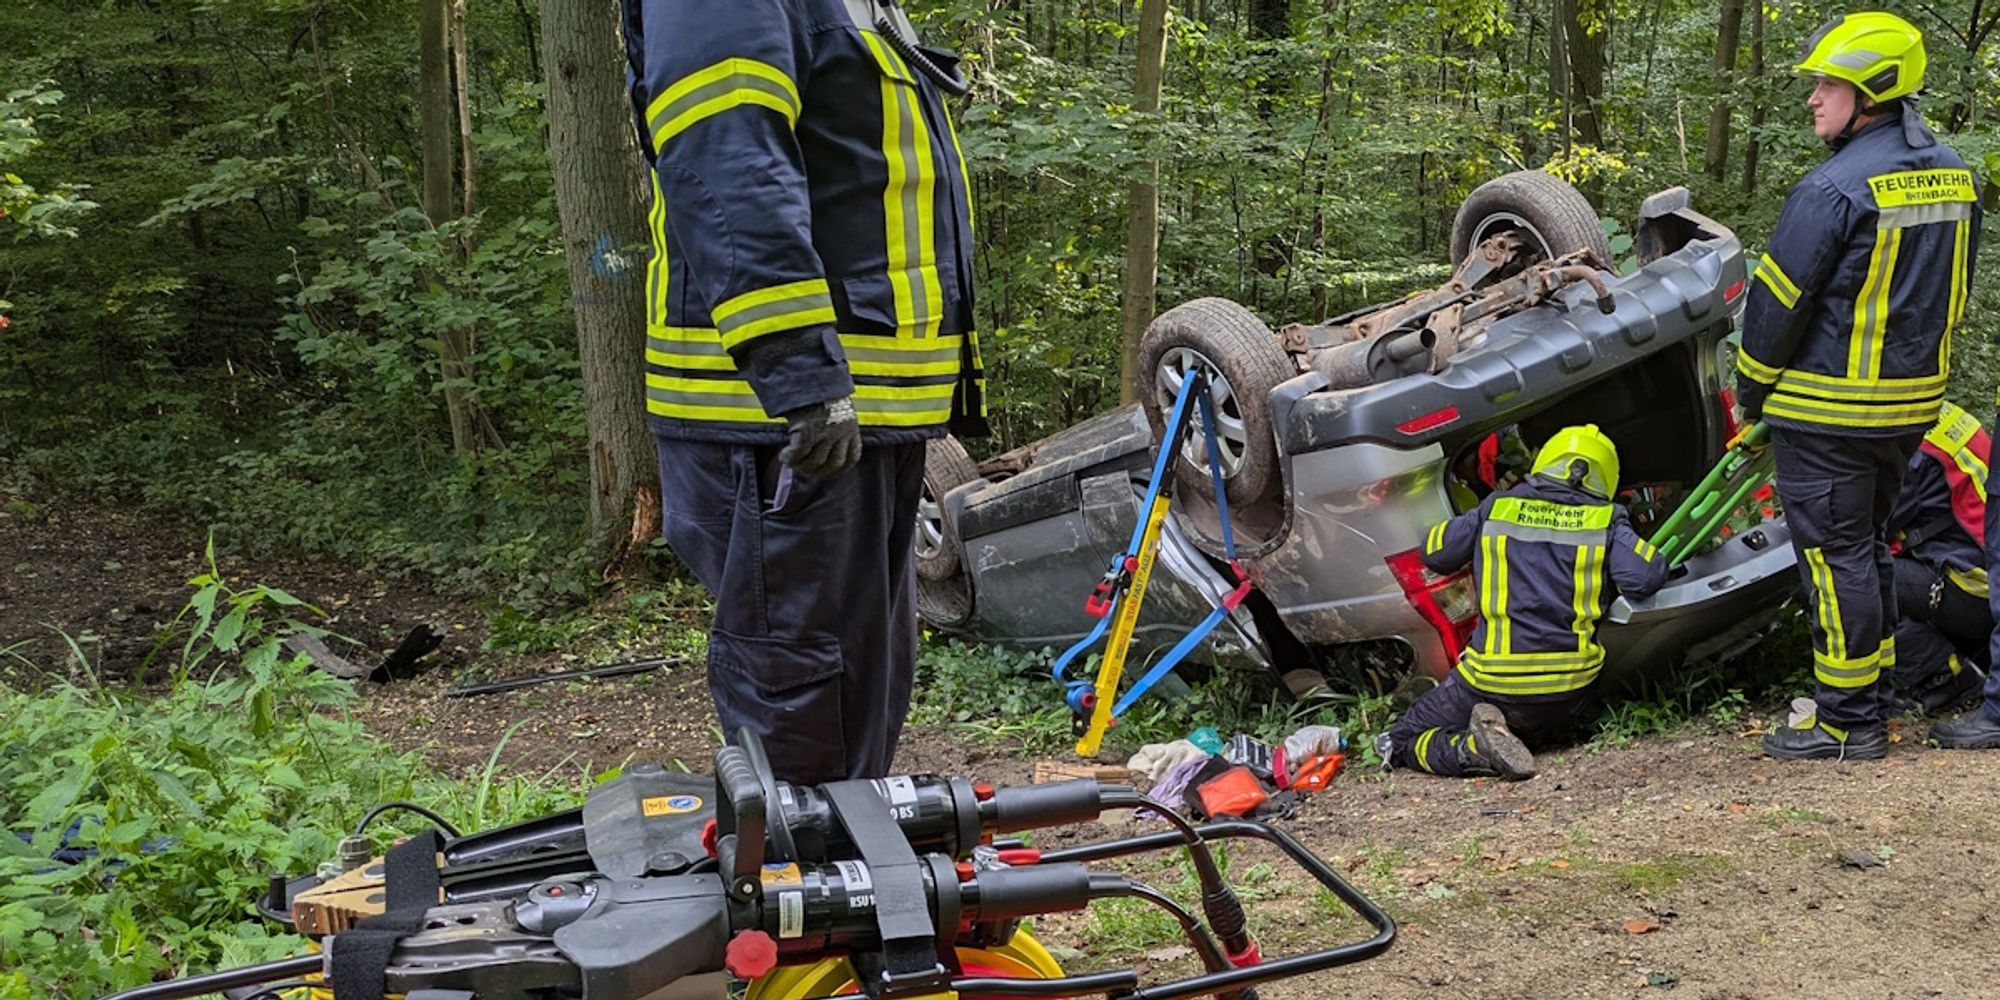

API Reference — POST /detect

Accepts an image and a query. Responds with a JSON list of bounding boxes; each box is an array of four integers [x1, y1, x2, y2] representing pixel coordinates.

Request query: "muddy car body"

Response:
[[917, 175, 1796, 696]]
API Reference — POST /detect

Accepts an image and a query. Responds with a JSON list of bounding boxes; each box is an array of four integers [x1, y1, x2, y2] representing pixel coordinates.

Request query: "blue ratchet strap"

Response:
[[1111, 386, 1255, 716], [1052, 370, 1209, 701]]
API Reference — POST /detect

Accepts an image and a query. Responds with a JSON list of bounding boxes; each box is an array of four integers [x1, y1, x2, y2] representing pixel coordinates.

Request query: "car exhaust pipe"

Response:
[[1313, 327, 1437, 390]]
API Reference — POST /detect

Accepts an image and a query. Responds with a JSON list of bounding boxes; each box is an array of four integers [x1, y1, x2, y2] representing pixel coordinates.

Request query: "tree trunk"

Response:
[[1562, 0, 1605, 149], [1117, 0, 1171, 406], [541, 0, 659, 571], [420, 0, 479, 453], [1550, 0, 1570, 156], [1741, 0, 1765, 195], [1703, 0, 1744, 183]]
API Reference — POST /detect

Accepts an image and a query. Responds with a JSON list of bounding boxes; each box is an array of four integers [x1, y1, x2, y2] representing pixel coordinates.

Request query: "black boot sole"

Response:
[[1469, 703, 1537, 779], [1762, 731, 1888, 761], [1930, 729, 2000, 750]]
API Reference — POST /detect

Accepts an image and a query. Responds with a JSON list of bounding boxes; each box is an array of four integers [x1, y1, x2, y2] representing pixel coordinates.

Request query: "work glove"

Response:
[[779, 396, 862, 479]]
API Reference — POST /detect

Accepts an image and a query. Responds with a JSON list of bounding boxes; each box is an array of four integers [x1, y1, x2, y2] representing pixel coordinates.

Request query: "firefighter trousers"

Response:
[[655, 436, 925, 786], [1984, 403, 2000, 722], [1388, 673, 1587, 776], [1772, 428, 1924, 729], [1889, 558, 1989, 713]]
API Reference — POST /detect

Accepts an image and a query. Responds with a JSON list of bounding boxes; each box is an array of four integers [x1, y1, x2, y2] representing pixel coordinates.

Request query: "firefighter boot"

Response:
[[1928, 709, 2000, 750], [1762, 704, 1887, 761], [1467, 703, 1537, 780]]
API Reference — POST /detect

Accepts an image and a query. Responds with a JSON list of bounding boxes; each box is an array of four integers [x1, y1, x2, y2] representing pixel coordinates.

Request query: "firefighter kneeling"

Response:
[[1883, 401, 1993, 714], [1386, 426, 1667, 779]]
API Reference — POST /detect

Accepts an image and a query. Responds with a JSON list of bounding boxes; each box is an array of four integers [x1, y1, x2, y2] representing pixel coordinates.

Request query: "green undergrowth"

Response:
[[918, 603, 1823, 767], [0, 551, 589, 999], [911, 639, 1400, 765]]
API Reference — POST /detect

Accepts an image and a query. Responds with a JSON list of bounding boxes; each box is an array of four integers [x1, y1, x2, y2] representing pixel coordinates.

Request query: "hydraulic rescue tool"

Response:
[[1053, 368, 1255, 759], [1647, 421, 1774, 566], [103, 732, 1393, 1000]]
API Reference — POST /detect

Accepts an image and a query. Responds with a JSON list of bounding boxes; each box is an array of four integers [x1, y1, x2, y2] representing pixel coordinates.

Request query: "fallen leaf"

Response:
[[1143, 945, 1191, 962], [1728, 802, 1747, 814], [1623, 920, 1660, 935], [1549, 859, 1571, 869]]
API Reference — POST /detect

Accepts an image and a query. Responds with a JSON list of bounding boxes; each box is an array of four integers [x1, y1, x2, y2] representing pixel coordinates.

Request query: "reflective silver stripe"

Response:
[[1878, 201, 1976, 229], [844, 341, 961, 365], [648, 384, 953, 415], [717, 287, 835, 337], [1482, 521, 1610, 546]]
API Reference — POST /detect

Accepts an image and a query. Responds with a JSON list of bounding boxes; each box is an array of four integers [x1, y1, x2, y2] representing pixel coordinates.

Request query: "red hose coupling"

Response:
[[1226, 939, 1263, 968]]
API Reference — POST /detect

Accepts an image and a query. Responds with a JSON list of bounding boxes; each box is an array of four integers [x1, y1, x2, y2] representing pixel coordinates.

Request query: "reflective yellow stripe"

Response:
[[1754, 255, 1802, 309], [1491, 535, 1511, 653], [1633, 538, 1657, 561], [1763, 395, 1941, 428], [646, 58, 801, 150], [1478, 534, 1496, 654], [711, 279, 837, 350], [1414, 728, 1438, 773], [862, 32, 944, 338], [1948, 566, 1989, 598], [1736, 349, 1784, 385], [648, 173, 671, 329], [1804, 547, 1845, 661], [1773, 369, 1946, 401], [646, 328, 964, 427], [1813, 647, 1879, 688], [1878, 637, 1896, 672], [1847, 227, 1900, 382], [1950, 218, 1970, 332], [1426, 522, 1447, 555], [1457, 658, 1601, 695]]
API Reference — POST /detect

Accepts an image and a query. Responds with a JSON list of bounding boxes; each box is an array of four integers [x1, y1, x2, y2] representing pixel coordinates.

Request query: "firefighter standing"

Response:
[[620, 0, 988, 783], [1387, 426, 1668, 780], [1883, 401, 1991, 713], [1733, 12, 1981, 760]]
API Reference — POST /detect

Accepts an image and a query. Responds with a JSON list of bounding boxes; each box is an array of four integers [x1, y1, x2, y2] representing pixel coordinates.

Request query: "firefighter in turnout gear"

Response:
[[1733, 11, 1981, 760], [1387, 426, 1668, 779], [621, 0, 988, 784], [1883, 401, 1992, 713]]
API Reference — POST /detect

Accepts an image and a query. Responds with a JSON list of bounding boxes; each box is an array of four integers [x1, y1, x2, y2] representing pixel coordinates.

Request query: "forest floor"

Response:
[[6, 494, 1999, 999]]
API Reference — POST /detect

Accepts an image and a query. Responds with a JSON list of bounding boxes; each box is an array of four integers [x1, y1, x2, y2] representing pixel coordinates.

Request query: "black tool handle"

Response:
[[714, 745, 766, 892], [989, 780, 1117, 833]]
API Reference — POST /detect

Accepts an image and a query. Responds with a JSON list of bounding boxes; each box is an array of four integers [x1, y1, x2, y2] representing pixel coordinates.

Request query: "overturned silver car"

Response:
[[917, 173, 1796, 699]]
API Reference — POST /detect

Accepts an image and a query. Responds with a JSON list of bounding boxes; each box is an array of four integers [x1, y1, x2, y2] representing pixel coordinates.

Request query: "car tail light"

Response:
[[1723, 278, 1746, 303], [1397, 406, 1461, 436], [1718, 385, 1741, 442], [1385, 548, 1477, 663]]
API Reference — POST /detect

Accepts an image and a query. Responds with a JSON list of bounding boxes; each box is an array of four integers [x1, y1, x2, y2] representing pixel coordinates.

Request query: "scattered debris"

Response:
[[1622, 919, 1660, 935], [1033, 760, 1133, 785], [444, 656, 685, 698], [284, 632, 371, 681], [285, 624, 444, 682], [1836, 848, 1885, 869], [1142, 945, 1192, 963], [376, 624, 444, 680], [1644, 970, 1678, 988]]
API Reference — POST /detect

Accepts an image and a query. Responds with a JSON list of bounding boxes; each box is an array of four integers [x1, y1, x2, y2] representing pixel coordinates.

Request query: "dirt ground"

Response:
[[10, 497, 2000, 998]]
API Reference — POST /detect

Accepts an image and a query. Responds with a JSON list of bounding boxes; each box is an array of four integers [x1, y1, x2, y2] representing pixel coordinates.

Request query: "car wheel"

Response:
[[917, 436, 981, 582], [1137, 298, 1296, 507], [1449, 170, 1613, 269]]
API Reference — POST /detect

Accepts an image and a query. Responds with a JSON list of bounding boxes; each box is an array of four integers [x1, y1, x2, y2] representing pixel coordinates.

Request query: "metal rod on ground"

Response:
[[444, 656, 686, 698]]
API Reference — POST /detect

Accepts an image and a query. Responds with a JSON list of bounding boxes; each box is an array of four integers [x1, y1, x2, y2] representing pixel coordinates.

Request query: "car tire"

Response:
[[1449, 170, 1613, 269], [917, 436, 981, 582], [1137, 297, 1296, 508]]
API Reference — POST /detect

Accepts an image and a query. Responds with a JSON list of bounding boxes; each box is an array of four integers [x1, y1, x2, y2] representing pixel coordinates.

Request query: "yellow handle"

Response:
[[1075, 497, 1171, 759]]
